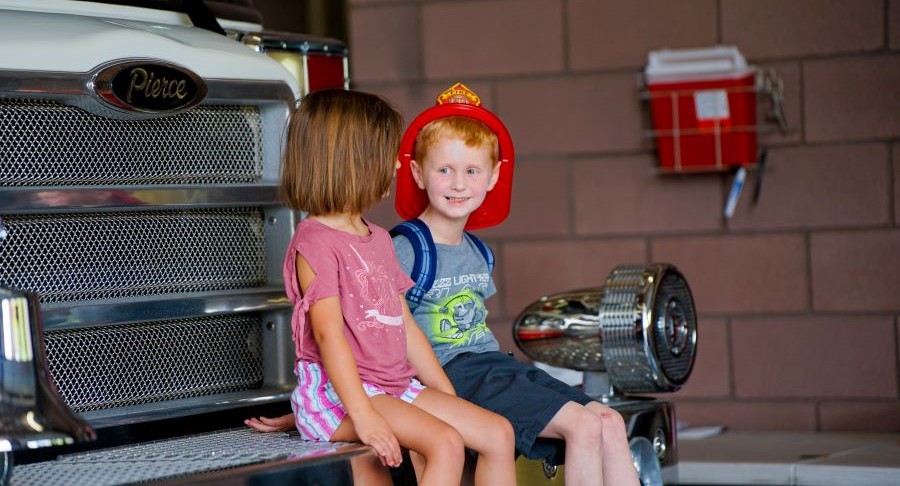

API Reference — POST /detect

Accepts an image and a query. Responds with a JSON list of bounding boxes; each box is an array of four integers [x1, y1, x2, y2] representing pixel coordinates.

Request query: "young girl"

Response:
[[252, 89, 515, 485]]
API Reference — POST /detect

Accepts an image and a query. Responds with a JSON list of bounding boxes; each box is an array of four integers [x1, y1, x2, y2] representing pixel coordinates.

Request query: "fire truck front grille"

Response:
[[0, 209, 267, 304], [0, 99, 263, 185], [44, 314, 264, 413]]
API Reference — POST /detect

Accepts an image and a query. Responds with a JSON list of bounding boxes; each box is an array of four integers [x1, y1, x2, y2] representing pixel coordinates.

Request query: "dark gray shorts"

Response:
[[443, 351, 593, 465]]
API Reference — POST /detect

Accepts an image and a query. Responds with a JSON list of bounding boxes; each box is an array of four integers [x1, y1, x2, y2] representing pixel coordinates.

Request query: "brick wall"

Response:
[[343, 0, 900, 433]]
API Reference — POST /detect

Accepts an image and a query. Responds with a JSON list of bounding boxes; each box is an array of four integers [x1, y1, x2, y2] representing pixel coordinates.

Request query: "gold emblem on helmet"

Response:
[[436, 82, 481, 106]]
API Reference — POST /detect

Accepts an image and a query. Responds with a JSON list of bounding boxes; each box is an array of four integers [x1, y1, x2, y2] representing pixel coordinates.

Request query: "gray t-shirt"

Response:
[[393, 234, 500, 365]]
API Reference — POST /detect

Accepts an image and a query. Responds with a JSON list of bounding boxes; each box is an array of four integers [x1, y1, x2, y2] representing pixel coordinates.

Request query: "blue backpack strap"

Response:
[[389, 219, 436, 312], [463, 231, 495, 274]]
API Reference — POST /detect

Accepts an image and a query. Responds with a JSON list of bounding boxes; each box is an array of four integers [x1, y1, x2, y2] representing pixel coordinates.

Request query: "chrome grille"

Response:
[[0, 99, 263, 186], [0, 209, 267, 304], [44, 315, 264, 412]]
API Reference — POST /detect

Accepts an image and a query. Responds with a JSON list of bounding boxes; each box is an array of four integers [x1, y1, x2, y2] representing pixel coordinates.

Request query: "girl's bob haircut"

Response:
[[280, 89, 403, 215]]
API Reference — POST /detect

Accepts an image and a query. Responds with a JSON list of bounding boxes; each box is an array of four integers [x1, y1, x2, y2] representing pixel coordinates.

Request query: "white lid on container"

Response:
[[645, 45, 753, 83]]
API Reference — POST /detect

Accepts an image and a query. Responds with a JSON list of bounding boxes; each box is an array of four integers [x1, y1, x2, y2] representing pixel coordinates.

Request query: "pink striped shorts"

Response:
[[290, 360, 424, 441]]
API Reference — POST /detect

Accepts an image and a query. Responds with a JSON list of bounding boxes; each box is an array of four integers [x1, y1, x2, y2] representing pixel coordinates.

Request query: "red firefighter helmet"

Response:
[[395, 82, 515, 230]]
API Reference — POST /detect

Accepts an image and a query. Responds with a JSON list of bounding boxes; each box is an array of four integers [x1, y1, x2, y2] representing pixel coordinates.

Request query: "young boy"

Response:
[[247, 83, 639, 486]]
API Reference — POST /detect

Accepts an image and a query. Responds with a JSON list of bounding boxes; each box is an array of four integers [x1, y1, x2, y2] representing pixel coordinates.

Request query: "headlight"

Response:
[[513, 263, 697, 394]]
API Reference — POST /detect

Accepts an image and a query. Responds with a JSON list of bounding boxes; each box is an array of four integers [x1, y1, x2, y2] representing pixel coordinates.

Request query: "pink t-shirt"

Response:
[[284, 218, 417, 395]]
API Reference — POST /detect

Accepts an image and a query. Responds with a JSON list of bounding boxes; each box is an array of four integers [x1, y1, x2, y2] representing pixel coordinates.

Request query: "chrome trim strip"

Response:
[[81, 388, 293, 428], [0, 70, 294, 105], [205, 79, 295, 106], [0, 70, 85, 93], [0, 186, 281, 212], [41, 288, 291, 330]]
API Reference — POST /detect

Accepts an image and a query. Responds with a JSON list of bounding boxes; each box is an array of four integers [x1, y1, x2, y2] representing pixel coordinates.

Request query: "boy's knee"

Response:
[[583, 413, 606, 442], [604, 408, 626, 427], [563, 407, 604, 448], [592, 405, 627, 436]]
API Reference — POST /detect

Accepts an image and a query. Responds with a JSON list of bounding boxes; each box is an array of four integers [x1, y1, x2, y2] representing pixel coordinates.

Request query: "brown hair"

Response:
[[414, 116, 499, 166], [279, 89, 403, 215]]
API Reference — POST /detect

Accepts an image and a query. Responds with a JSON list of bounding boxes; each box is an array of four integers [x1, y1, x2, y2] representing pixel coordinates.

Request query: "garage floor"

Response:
[[673, 431, 900, 485]]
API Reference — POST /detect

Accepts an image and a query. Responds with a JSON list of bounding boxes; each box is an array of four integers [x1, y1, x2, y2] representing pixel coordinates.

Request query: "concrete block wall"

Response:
[[345, 0, 900, 433]]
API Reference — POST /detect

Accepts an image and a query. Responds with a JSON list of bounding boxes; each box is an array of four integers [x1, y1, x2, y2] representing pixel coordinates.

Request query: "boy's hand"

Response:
[[244, 414, 295, 432], [353, 409, 403, 468]]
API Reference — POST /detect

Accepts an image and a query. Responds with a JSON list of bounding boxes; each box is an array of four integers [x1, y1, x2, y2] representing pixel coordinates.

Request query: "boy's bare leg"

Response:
[[333, 394, 466, 486], [585, 402, 640, 486], [540, 402, 603, 485], [539, 402, 639, 486], [411, 388, 516, 486]]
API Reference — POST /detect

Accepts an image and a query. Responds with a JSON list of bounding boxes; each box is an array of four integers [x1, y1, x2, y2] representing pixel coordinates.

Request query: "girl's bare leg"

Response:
[[332, 394, 465, 486], [244, 412, 428, 483], [411, 388, 517, 486], [408, 450, 425, 484], [349, 452, 393, 486]]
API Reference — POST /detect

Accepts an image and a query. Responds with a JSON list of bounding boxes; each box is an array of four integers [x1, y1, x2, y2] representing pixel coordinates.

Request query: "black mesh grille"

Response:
[[0, 209, 267, 303], [0, 99, 263, 186], [44, 314, 264, 412]]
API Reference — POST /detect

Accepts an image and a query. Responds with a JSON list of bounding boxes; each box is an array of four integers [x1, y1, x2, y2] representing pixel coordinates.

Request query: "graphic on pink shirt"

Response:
[[349, 244, 403, 330]]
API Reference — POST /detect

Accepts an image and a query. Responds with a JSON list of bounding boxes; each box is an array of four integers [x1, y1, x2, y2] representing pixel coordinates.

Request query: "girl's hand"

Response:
[[353, 409, 403, 468], [244, 414, 295, 433]]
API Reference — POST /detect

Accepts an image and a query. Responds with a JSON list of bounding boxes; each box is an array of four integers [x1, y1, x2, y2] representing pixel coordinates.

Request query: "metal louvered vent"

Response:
[[43, 314, 264, 412], [0, 99, 263, 186], [0, 209, 267, 304]]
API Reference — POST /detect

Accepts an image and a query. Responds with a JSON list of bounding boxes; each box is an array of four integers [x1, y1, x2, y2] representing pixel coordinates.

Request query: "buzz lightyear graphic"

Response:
[[429, 289, 491, 345]]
